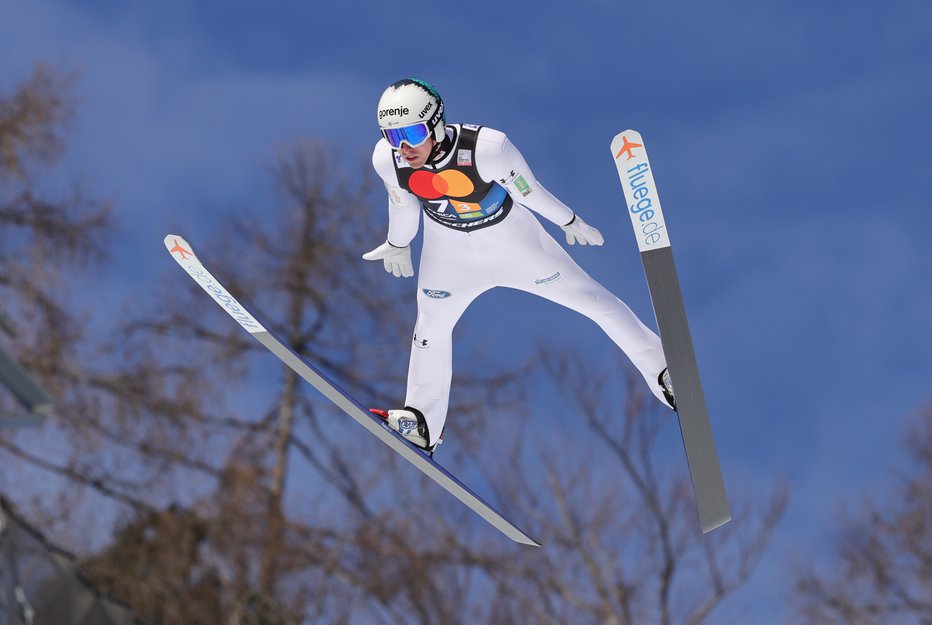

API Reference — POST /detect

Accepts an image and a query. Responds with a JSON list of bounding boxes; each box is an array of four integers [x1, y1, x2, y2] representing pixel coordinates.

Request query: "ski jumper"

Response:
[[372, 124, 668, 446]]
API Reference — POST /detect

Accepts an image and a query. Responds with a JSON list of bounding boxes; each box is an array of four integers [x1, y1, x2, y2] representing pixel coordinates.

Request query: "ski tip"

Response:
[[611, 128, 642, 142], [164, 233, 189, 248], [610, 130, 647, 162], [164, 234, 198, 262], [369, 408, 389, 420]]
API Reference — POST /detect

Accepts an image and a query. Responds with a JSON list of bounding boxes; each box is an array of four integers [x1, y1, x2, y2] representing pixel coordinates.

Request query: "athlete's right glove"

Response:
[[561, 214, 604, 246], [362, 241, 414, 277]]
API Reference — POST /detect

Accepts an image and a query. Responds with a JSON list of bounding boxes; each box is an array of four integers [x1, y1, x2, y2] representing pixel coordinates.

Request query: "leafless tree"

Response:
[[0, 63, 112, 506], [789, 404, 932, 625], [2, 64, 788, 625], [43, 136, 521, 622], [0, 64, 111, 366], [474, 348, 787, 625]]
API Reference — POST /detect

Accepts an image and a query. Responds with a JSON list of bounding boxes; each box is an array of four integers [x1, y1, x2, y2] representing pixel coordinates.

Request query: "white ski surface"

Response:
[[164, 234, 539, 546], [610, 131, 731, 533]]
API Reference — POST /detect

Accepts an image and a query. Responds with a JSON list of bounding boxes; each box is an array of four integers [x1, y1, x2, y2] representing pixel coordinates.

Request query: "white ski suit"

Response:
[[372, 124, 668, 446]]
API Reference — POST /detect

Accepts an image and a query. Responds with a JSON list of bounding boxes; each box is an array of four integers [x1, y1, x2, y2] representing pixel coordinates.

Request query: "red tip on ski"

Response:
[[369, 408, 389, 420]]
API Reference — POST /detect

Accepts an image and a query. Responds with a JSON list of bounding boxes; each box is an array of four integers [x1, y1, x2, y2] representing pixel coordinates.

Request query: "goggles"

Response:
[[381, 122, 431, 149]]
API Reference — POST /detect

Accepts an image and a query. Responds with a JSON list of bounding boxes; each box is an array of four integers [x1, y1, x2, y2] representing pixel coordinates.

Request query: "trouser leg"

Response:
[[494, 213, 669, 405], [404, 286, 484, 446]]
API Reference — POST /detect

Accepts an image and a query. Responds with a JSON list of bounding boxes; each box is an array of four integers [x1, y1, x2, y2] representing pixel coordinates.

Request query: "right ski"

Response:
[[610, 131, 731, 533], [164, 234, 540, 547]]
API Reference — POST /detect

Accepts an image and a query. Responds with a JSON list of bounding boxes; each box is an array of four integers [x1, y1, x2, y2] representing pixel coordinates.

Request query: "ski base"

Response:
[[643, 246, 731, 532]]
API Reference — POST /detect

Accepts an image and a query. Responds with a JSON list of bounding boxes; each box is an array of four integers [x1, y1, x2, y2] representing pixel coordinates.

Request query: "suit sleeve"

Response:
[[475, 129, 576, 227], [372, 140, 421, 247]]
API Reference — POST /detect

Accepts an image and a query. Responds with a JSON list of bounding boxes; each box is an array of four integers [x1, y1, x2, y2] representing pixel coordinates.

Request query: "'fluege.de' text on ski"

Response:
[[185, 263, 263, 332], [627, 162, 666, 248]]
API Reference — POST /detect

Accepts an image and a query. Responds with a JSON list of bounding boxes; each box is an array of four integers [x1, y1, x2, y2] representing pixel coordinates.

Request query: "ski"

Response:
[[610, 131, 731, 533], [163, 234, 540, 546]]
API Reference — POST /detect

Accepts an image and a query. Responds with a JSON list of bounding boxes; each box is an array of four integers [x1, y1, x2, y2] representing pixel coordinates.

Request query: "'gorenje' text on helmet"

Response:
[[377, 79, 445, 143]]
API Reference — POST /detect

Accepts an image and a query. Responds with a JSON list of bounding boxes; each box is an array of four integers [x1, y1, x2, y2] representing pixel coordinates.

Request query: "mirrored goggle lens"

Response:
[[382, 123, 431, 148]]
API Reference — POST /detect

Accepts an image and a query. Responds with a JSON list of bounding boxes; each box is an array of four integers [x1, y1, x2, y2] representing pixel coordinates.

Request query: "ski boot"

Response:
[[370, 407, 443, 456], [658, 368, 676, 411]]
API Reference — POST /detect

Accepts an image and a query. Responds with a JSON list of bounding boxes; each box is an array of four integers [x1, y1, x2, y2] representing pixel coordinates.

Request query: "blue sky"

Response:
[[2, 0, 931, 621]]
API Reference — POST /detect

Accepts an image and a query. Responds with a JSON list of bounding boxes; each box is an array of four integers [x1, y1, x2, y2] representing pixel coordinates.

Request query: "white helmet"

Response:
[[377, 79, 446, 144]]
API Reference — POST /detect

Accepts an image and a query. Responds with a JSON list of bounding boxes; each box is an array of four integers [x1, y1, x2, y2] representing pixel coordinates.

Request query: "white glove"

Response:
[[561, 214, 604, 246], [362, 241, 414, 277]]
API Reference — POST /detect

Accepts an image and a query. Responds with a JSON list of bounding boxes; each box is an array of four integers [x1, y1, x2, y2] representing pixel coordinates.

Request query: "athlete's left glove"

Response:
[[362, 241, 414, 277], [561, 214, 604, 246]]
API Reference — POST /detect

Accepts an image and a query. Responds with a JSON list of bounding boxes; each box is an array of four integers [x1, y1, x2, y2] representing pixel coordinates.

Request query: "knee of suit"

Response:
[[552, 287, 625, 317], [412, 316, 458, 343], [414, 303, 467, 334], [591, 298, 634, 319]]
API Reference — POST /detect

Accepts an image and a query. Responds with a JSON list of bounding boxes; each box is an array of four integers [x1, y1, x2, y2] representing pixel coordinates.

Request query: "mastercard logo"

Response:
[[409, 170, 475, 199]]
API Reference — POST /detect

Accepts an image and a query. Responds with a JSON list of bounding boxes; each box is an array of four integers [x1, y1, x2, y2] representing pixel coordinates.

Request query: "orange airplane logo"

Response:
[[614, 136, 643, 160], [169, 238, 194, 260]]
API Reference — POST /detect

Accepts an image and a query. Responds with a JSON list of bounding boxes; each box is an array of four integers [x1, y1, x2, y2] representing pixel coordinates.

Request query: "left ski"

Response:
[[164, 234, 540, 547]]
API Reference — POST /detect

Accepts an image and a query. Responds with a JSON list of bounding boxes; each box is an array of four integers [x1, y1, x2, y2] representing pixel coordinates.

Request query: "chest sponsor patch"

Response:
[[409, 169, 475, 199], [457, 149, 473, 166]]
